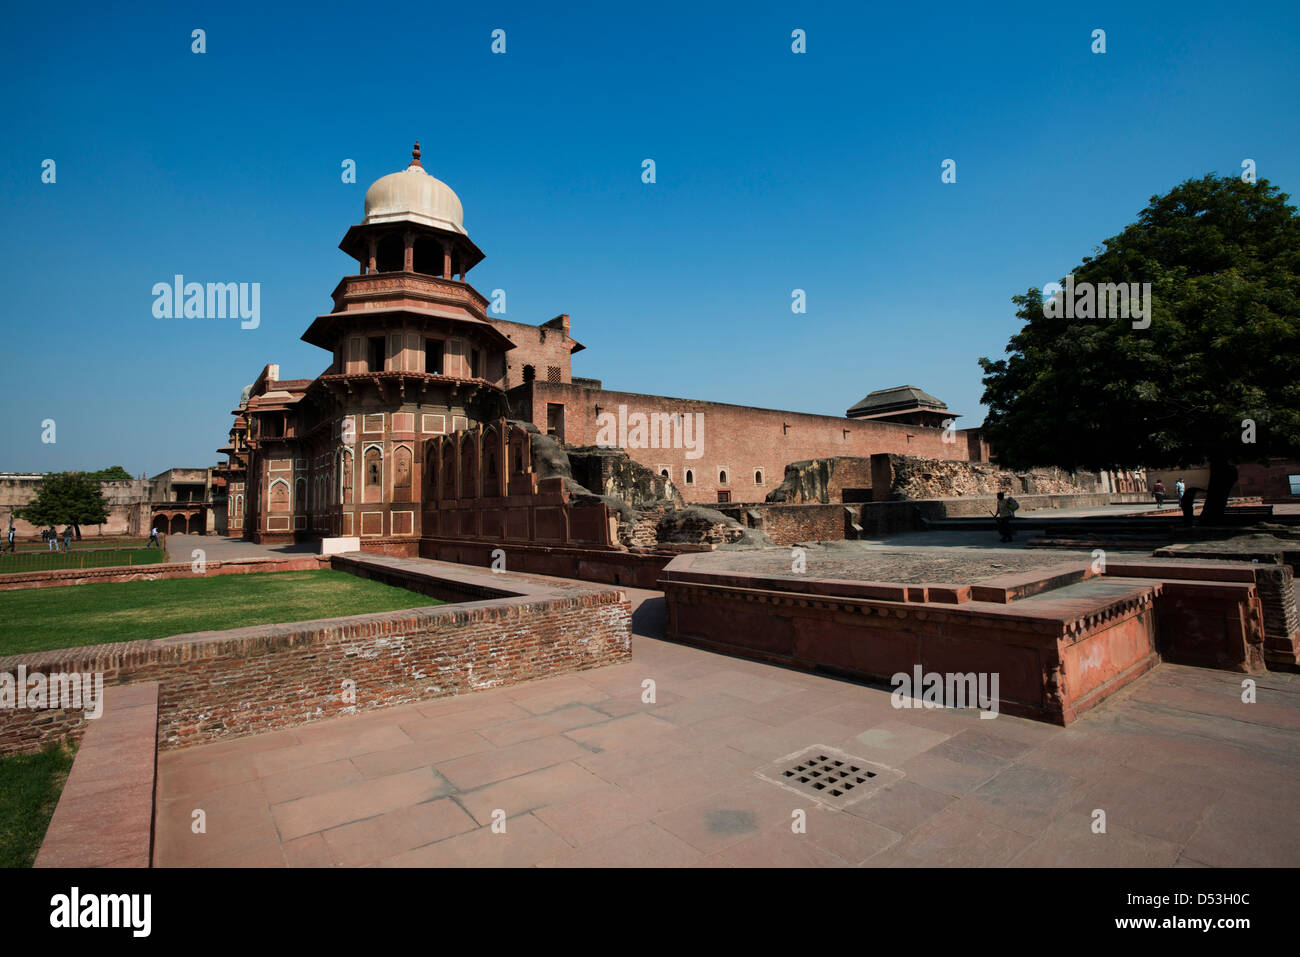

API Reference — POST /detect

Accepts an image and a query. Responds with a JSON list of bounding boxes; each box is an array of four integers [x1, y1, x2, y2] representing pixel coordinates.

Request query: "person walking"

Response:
[[1153, 480, 1165, 506], [6, 523, 14, 553], [46, 526, 57, 551], [1175, 477, 1186, 505], [994, 491, 1020, 542], [62, 526, 73, 551], [147, 525, 160, 548]]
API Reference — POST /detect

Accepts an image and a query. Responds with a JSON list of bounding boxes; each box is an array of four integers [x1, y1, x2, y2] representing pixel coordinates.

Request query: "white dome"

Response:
[[363, 143, 465, 234]]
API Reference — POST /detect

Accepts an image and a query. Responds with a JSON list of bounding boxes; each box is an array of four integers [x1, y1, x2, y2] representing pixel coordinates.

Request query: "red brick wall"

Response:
[[715, 504, 850, 546], [0, 586, 630, 755], [495, 317, 576, 389], [1236, 460, 1300, 501], [514, 382, 980, 505]]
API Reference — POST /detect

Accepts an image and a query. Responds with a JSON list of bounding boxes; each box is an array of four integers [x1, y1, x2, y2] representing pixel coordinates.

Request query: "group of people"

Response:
[[40, 525, 76, 551], [1150, 477, 1186, 507]]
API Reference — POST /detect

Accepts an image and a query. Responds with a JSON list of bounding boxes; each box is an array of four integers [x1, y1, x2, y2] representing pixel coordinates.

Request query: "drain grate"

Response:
[[782, 754, 875, 798], [755, 745, 901, 809]]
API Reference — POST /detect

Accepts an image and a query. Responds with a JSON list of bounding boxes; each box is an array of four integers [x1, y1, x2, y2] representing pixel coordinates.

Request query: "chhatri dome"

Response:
[[362, 142, 466, 235]]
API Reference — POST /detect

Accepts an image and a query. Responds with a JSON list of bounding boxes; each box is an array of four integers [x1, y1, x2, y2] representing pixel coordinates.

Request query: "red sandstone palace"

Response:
[[211, 146, 1088, 547]]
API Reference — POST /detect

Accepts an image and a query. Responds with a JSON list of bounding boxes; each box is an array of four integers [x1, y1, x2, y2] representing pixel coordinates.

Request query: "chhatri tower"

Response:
[[228, 144, 583, 544]]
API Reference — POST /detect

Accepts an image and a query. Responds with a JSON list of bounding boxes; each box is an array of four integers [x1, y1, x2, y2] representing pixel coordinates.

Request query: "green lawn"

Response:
[[0, 740, 77, 868], [0, 569, 440, 655], [9, 537, 152, 552], [0, 548, 168, 574]]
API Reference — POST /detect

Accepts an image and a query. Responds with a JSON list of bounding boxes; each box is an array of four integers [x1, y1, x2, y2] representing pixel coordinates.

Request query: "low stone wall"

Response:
[[715, 493, 1157, 545], [714, 503, 851, 546], [357, 537, 420, 558], [1107, 562, 1290, 671], [658, 554, 1275, 723], [419, 536, 682, 589], [0, 555, 327, 591], [0, 557, 632, 756], [659, 554, 1161, 724]]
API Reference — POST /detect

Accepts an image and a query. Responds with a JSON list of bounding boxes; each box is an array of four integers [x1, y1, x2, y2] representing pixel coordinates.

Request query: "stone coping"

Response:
[[333, 552, 629, 602], [34, 683, 158, 868], [660, 553, 1103, 606], [0, 554, 327, 591]]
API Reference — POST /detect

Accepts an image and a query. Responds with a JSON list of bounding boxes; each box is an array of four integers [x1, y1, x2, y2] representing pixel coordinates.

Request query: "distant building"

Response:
[[0, 468, 218, 537], [846, 385, 955, 429]]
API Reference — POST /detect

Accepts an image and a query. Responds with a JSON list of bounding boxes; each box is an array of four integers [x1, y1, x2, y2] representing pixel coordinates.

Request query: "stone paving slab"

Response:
[[153, 587, 1300, 867], [37, 683, 159, 868]]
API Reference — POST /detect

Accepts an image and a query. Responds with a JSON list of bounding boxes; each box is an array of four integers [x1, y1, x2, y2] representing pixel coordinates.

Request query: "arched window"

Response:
[[376, 234, 404, 272], [660, 469, 669, 479], [412, 237, 443, 276], [685, 469, 694, 485], [523, 364, 536, 383], [718, 470, 728, 485], [754, 470, 763, 485]]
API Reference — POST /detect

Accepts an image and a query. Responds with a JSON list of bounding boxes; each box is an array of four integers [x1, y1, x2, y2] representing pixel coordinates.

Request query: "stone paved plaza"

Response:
[[153, 587, 1300, 868]]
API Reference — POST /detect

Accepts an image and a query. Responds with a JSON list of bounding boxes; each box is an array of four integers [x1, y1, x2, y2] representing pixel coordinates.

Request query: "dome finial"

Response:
[[410, 141, 424, 169]]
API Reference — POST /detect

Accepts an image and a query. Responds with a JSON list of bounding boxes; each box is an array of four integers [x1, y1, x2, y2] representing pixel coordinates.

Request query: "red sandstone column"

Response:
[[442, 241, 452, 279], [403, 231, 414, 272], [367, 238, 377, 274]]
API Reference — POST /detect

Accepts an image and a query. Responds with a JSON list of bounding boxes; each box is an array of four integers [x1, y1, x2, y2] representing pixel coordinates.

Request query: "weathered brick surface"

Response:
[[716, 503, 848, 546], [0, 560, 631, 755], [873, 453, 1100, 501]]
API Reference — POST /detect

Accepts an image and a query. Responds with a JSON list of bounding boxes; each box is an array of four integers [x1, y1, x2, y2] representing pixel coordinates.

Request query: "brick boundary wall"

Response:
[[0, 558, 632, 756], [0, 555, 328, 591]]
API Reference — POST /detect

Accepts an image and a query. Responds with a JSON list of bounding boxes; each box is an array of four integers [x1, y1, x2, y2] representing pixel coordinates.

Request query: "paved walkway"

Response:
[[163, 534, 319, 562], [152, 586, 1300, 867]]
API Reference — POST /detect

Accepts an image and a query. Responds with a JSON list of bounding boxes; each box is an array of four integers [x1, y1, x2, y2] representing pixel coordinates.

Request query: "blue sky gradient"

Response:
[[1, 0, 1297, 475]]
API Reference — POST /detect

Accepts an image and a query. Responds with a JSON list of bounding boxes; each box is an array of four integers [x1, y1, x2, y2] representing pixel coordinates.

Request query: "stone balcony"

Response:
[[329, 272, 490, 317]]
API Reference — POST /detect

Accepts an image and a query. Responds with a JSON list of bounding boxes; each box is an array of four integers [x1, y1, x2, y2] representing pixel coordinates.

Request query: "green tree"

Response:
[[83, 466, 132, 482], [978, 174, 1300, 523], [15, 472, 110, 535]]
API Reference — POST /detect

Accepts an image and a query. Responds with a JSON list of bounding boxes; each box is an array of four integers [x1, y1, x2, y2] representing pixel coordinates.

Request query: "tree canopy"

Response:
[[978, 174, 1300, 521], [83, 465, 133, 482], [14, 472, 110, 529]]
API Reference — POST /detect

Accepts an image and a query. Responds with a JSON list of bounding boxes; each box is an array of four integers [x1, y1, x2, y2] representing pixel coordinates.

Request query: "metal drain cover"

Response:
[[755, 745, 901, 809]]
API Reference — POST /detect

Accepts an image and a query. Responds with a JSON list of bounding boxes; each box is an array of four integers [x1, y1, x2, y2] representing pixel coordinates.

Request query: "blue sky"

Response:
[[1, 0, 1297, 475]]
